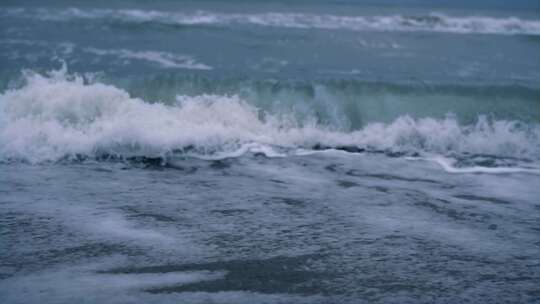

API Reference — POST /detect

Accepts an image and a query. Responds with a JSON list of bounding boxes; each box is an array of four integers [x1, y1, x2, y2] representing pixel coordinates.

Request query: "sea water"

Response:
[[1, 1, 539, 303]]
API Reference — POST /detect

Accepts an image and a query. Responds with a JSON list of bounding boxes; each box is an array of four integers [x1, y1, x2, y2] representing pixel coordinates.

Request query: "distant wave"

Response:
[[2, 8, 540, 35], [1, 67, 539, 165], [84, 47, 212, 70], [424, 156, 540, 174], [0, 39, 212, 70]]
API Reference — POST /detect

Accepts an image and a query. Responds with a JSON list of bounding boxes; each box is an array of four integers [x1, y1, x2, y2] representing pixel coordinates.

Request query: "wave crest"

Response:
[[3, 8, 540, 35], [0, 68, 539, 163]]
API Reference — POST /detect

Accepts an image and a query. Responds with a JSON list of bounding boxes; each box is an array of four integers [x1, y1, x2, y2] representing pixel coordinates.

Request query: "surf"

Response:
[[0, 67, 538, 169]]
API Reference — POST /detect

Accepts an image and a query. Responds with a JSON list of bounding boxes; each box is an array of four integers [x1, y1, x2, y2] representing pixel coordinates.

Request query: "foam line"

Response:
[[428, 156, 540, 174]]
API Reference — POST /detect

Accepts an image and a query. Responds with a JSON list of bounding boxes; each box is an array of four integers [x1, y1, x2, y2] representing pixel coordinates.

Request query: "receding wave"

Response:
[[3, 8, 540, 35], [0, 67, 539, 165]]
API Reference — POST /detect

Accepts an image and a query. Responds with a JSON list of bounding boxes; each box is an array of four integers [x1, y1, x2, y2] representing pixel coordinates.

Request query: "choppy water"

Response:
[[1, 1, 540, 303]]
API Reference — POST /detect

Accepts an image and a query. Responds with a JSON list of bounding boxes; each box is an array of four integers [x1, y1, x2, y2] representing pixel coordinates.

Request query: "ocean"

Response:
[[1, 1, 540, 303]]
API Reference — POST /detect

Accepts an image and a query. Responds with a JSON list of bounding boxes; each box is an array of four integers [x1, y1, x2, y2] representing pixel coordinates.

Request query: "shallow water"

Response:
[[1, 0, 540, 303], [2, 153, 540, 303]]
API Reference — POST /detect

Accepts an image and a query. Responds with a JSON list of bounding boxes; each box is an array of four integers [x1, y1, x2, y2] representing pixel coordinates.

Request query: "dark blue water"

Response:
[[1, 1, 540, 303]]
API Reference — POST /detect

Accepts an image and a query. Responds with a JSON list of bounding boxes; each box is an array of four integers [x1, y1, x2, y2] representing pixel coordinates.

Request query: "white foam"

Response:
[[84, 47, 212, 70], [186, 142, 287, 160], [3, 8, 540, 35], [0, 68, 539, 164], [0, 263, 226, 304], [427, 156, 540, 174], [91, 214, 173, 243]]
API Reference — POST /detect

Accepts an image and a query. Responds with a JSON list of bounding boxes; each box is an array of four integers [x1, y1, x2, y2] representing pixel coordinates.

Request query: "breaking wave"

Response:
[[3, 8, 540, 35], [0, 67, 539, 164]]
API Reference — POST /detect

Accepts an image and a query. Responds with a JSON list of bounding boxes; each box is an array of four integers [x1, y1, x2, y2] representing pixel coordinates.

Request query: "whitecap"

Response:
[[84, 47, 212, 70], [3, 8, 540, 35]]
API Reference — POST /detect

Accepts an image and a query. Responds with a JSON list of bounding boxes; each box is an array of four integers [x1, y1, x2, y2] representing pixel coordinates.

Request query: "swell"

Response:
[[0, 68, 539, 164], [3, 8, 540, 35], [124, 75, 540, 128]]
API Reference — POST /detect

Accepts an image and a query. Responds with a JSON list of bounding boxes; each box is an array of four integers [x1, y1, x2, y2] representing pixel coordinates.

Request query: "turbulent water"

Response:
[[1, 1, 540, 303]]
